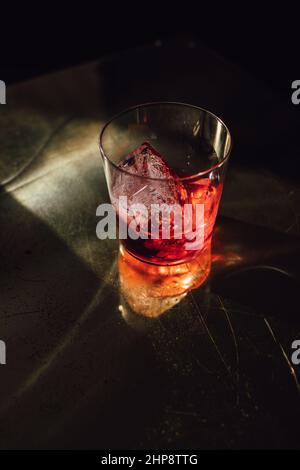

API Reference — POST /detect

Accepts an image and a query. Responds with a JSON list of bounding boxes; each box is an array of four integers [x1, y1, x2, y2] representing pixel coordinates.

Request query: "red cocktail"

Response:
[[100, 103, 231, 267]]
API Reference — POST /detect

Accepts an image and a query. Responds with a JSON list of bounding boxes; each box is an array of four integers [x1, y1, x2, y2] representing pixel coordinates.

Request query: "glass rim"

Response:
[[99, 101, 232, 182]]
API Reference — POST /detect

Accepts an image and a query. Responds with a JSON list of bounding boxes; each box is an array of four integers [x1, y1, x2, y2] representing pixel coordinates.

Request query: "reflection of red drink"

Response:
[[119, 243, 211, 317], [112, 142, 223, 265]]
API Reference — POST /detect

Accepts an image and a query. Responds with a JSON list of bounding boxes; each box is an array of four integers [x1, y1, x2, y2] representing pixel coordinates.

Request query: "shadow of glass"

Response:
[[212, 216, 300, 322]]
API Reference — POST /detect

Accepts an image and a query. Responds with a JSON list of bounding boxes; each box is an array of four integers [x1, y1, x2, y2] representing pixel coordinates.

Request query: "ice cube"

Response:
[[120, 142, 175, 179], [111, 142, 187, 212]]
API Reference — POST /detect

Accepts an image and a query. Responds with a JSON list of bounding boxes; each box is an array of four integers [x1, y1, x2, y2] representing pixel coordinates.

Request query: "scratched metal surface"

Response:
[[0, 40, 300, 449]]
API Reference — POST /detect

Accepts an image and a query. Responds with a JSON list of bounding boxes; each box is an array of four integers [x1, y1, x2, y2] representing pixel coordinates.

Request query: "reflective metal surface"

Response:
[[0, 40, 299, 449]]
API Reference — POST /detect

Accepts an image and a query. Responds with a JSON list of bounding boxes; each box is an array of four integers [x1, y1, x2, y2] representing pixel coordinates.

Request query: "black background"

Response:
[[0, 4, 299, 100]]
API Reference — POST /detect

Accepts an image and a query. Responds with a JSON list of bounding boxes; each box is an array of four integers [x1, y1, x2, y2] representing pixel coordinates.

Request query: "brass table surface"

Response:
[[0, 40, 300, 449]]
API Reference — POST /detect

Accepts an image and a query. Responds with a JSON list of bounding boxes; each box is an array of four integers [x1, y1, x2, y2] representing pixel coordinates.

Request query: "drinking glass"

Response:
[[99, 102, 231, 267]]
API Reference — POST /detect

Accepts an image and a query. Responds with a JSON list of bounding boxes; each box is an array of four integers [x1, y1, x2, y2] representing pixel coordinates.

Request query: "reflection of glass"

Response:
[[118, 243, 211, 318], [100, 102, 231, 266]]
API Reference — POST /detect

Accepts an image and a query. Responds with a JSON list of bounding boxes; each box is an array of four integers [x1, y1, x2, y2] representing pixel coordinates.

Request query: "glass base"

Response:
[[118, 242, 211, 318]]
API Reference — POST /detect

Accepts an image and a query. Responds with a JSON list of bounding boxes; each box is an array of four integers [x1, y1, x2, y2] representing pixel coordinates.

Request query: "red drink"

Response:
[[111, 142, 223, 265]]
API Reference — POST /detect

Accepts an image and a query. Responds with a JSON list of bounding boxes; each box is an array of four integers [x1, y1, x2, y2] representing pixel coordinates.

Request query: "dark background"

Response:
[[1, 5, 299, 100]]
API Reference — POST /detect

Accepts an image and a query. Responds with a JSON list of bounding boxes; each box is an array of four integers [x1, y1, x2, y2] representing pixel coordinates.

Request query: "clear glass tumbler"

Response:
[[99, 102, 232, 266]]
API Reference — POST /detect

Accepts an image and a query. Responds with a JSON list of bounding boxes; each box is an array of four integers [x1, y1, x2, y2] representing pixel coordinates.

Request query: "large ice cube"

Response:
[[111, 142, 187, 210]]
